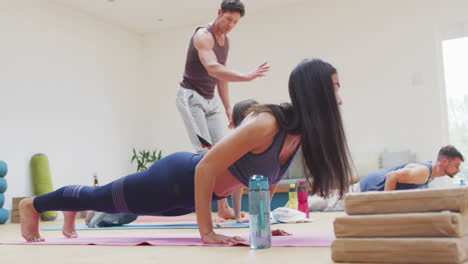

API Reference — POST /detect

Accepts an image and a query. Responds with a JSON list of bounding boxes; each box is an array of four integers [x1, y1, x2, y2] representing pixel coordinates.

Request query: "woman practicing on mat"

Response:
[[84, 99, 260, 228], [20, 58, 353, 244]]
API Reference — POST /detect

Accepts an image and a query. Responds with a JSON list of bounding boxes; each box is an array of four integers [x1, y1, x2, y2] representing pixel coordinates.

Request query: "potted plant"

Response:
[[131, 148, 163, 172]]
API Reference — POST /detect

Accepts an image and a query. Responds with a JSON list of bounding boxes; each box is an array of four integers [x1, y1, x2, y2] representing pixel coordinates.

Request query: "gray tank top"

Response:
[[228, 129, 300, 187], [180, 25, 229, 99]]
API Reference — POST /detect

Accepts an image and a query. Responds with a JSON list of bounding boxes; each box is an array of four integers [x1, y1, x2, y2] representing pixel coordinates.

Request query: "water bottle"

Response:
[[93, 173, 99, 187], [288, 183, 298, 210], [297, 181, 309, 218], [248, 175, 271, 249]]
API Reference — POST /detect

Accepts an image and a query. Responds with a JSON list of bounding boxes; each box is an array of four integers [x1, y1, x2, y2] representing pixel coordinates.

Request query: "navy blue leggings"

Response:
[[33, 152, 224, 216]]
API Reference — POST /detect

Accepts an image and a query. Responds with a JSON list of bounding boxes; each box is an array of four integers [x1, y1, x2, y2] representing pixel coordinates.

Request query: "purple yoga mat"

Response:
[[3, 233, 334, 247]]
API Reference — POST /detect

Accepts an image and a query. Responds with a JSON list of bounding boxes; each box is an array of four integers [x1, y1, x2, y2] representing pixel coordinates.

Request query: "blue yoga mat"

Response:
[[41, 221, 279, 231]]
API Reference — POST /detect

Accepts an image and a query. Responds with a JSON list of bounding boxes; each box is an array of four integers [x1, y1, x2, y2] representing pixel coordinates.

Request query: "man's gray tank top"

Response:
[[228, 129, 300, 187], [180, 24, 229, 99]]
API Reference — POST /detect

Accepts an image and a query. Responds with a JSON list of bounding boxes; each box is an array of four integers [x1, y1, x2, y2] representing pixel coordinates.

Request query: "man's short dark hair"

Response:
[[221, 0, 245, 17], [437, 145, 464, 162]]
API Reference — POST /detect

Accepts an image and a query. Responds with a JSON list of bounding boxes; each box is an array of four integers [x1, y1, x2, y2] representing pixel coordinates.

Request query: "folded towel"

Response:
[[345, 186, 468, 215], [334, 211, 467, 238], [272, 207, 314, 223], [332, 236, 468, 264]]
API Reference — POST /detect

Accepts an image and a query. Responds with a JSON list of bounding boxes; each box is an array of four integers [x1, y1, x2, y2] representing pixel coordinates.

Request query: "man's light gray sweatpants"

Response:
[[176, 87, 226, 154]]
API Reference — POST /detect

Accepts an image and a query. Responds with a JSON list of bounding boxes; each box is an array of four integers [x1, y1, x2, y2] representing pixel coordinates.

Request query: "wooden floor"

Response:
[[0, 212, 345, 264]]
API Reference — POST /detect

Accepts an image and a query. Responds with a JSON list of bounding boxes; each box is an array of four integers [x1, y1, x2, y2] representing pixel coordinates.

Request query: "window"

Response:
[[442, 37, 468, 184]]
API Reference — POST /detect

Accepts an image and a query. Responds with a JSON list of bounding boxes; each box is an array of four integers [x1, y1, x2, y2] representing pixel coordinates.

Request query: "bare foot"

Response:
[[217, 207, 236, 220], [19, 197, 45, 242], [62, 211, 78, 238], [85, 211, 96, 227]]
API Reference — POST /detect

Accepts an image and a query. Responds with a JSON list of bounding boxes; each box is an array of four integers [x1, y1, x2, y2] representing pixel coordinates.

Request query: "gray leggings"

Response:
[[176, 87, 226, 154]]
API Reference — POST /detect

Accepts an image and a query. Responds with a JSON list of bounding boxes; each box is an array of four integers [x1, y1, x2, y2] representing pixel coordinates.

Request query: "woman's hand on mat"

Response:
[[202, 232, 245, 244], [272, 229, 292, 236]]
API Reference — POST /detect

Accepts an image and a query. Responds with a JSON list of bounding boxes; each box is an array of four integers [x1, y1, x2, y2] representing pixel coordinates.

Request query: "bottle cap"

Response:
[[289, 183, 296, 192], [249, 175, 269, 190]]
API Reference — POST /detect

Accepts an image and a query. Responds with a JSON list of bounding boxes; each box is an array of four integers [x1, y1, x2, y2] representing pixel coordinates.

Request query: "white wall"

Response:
[[0, 0, 150, 210], [1, 0, 467, 212], [144, 0, 468, 175]]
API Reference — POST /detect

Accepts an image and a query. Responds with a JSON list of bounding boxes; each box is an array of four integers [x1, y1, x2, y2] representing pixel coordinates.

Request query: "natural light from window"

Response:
[[442, 36, 468, 184]]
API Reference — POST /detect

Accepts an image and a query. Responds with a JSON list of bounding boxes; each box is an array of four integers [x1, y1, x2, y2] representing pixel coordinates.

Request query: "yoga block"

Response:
[[345, 186, 468, 215], [332, 236, 468, 264], [334, 211, 468, 238], [11, 197, 29, 223], [12, 197, 29, 210]]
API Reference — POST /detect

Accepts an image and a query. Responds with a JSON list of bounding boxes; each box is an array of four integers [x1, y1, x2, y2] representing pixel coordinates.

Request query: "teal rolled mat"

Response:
[[0, 160, 7, 178], [0, 177, 6, 193], [0, 193, 4, 208], [30, 154, 57, 221]]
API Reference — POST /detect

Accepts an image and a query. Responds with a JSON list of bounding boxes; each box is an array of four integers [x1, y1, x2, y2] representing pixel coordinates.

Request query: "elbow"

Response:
[[386, 172, 400, 185], [205, 64, 219, 78]]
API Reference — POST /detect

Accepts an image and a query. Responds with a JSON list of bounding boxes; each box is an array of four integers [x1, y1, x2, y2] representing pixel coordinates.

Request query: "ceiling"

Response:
[[52, 0, 304, 34]]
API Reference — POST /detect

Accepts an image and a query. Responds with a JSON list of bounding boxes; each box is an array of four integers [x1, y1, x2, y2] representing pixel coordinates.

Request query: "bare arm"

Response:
[[195, 113, 279, 243], [269, 184, 278, 201], [193, 29, 269, 82], [217, 78, 232, 123], [384, 165, 431, 191], [231, 187, 243, 222]]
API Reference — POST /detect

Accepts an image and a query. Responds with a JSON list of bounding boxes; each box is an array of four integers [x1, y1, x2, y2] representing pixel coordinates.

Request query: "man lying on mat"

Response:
[[304, 145, 464, 211]]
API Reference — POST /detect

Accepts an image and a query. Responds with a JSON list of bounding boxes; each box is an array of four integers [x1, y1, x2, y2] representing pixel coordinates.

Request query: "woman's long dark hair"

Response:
[[232, 99, 259, 127], [250, 59, 353, 198]]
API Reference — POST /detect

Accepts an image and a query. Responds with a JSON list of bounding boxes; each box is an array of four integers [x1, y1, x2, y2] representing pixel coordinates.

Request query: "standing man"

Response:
[[176, 0, 269, 220]]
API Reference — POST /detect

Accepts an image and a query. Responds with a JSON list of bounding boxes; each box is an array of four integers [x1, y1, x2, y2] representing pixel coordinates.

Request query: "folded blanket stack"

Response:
[[331, 187, 468, 264]]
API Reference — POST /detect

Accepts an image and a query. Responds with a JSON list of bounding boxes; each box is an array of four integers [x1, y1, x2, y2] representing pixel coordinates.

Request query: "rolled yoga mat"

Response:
[[30, 154, 57, 221], [0, 177, 7, 193], [0, 160, 7, 178], [0, 193, 4, 208]]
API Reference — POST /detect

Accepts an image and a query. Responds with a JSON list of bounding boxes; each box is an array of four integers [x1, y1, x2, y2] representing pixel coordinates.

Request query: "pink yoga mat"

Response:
[[2, 233, 334, 247]]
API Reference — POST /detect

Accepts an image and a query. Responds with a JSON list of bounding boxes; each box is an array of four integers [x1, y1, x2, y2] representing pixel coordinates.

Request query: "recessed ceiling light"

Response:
[[157, 18, 164, 22]]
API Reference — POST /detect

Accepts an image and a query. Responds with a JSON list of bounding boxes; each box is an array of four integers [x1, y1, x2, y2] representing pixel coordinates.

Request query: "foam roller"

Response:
[[30, 154, 57, 221], [0, 193, 4, 208], [0, 177, 6, 193], [0, 160, 7, 178]]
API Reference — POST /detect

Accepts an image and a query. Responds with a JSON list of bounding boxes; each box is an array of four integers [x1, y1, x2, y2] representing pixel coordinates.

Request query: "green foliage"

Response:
[[131, 148, 163, 172]]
